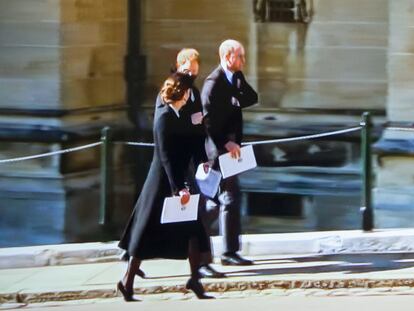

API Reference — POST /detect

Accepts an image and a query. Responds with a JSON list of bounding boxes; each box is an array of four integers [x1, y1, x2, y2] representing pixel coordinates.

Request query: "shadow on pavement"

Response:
[[224, 253, 414, 276]]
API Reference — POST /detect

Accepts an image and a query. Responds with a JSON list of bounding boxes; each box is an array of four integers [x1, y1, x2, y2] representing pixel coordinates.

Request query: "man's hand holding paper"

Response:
[[224, 141, 241, 159], [218, 144, 257, 179]]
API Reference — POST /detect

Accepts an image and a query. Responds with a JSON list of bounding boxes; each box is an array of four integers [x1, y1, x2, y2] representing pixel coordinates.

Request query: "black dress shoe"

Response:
[[198, 264, 226, 278], [116, 281, 140, 302], [185, 278, 215, 299], [221, 253, 253, 266]]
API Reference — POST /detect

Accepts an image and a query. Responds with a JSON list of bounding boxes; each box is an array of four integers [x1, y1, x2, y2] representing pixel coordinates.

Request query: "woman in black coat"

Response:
[[117, 73, 213, 301]]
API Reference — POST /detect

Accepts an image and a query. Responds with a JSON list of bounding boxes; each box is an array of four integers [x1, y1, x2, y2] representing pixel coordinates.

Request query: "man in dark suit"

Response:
[[201, 39, 258, 266], [173, 48, 225, 278]]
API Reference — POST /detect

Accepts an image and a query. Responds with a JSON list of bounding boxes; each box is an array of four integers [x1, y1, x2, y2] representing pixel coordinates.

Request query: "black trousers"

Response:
[[218, 175, 241, 254]]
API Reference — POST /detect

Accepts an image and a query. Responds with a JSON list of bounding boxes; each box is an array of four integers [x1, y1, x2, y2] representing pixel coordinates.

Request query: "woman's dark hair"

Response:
[[160, 72, 194, 103]]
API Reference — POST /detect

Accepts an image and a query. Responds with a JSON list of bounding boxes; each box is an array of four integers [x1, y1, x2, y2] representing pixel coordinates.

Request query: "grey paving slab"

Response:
[[5, 263, 113, 292], [85, 260, 191, 287], [4, 253, 414, 296], [0, 256, 414, 292], [0, 268, 36, 292], [82, 262, 123, 286]]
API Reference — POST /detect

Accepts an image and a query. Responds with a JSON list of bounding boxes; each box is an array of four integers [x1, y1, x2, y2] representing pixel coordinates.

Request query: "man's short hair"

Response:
[[176, 48, 200, 66], [219, 39, 243, 60]]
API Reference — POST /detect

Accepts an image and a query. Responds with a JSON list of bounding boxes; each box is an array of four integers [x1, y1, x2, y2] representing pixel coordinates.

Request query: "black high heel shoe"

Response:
[[185, 278, 215, 299], [116, 281, 140, 302]]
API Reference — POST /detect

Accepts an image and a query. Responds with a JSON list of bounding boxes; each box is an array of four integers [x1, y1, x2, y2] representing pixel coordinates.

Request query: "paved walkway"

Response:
[[2, 229, 414, 304]]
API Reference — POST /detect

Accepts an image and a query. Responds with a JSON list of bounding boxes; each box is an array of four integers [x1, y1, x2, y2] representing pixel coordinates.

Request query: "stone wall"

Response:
[[141, 0, 256, 105], [257, 0, 388, 110], [0, 0, 132, 246], [0, 0, 126, 111], [373, 1, 414, 226], [140, 0, 388, 112], [387, 0, 414, 122], [0, 0, 128, 159]]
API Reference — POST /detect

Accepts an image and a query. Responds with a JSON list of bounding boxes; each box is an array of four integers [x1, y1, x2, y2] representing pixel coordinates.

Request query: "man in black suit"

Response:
[[173, 48, 225, 278], [201, 39, 258, 266]]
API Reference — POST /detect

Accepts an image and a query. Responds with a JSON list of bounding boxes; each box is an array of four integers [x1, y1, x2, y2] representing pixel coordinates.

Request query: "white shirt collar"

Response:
[[190, 88, 195, 102], [169, 104, 180, 118], [220, 63, 233, 85]]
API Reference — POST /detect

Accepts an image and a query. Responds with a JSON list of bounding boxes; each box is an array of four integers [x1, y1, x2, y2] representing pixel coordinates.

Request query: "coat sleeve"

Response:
[[154, 114, 185, 195], [191, 133, 208, 165], [232, 71, 258, 108], [191, 91, 208, 165], [201, 78, 229, 151]]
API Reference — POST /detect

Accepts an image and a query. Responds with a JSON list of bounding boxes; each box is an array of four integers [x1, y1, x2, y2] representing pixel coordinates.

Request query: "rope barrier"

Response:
[[115, 142, 155, 147], [0, 141, 102, 164], [241, 126, 362, 146], [0, 126, 362, 164], [119, 126, 363, 148], [387, 127, 414, 132]]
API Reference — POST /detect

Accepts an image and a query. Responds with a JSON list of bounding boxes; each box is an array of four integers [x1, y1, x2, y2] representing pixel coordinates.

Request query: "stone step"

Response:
[[3, 229, 414, 269]]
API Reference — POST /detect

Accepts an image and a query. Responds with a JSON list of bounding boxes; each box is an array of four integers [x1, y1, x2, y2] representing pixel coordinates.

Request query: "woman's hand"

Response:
[[179, 188, 190, 205]]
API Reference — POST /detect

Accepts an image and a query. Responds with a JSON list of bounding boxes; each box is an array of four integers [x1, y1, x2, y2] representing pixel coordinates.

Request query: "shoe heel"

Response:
[[117, 281, 139, 302], [186, 278, 214, 300]]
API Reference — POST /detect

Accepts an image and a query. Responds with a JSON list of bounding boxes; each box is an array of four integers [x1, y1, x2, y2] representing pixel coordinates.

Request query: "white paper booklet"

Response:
[[218, 144, 257, 179], [195, 164, 222, 198], [160, 194, 200, 224]]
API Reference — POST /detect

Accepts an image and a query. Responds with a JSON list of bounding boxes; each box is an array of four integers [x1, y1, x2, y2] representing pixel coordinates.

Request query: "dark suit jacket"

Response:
[[201, 66, 258, 155]]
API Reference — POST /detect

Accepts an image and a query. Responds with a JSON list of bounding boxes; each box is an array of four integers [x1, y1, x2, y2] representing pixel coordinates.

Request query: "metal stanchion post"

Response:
[[361, 112, 373, 231], [100, 127, 113, 225]]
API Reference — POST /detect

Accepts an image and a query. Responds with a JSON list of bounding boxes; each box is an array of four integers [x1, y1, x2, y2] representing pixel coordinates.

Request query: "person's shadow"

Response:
[[222, 253, 414, 277]]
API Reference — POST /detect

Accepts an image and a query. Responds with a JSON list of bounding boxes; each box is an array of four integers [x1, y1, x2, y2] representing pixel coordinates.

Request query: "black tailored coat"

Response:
[[201, 66, 258, 156], [154, 87, 207, 168], [118, 98, 210, 260]]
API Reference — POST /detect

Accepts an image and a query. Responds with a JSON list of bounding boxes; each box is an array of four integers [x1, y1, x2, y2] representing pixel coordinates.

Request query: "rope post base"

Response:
[[361, 112, 373, 231]]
